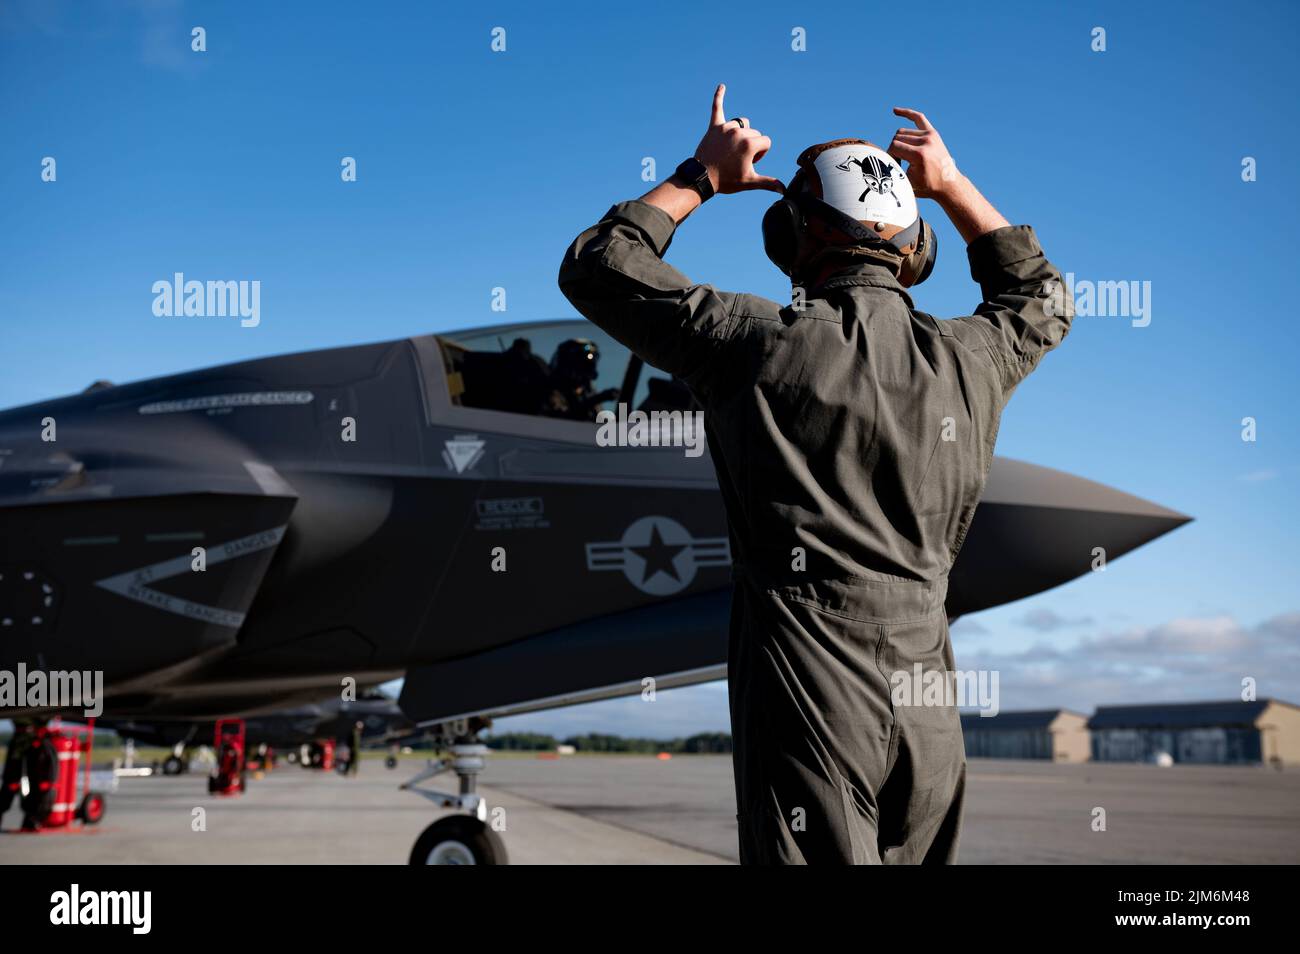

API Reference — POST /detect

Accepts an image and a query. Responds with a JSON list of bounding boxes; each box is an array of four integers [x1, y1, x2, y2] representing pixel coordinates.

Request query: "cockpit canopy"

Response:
[[436, 320, 697, 423]]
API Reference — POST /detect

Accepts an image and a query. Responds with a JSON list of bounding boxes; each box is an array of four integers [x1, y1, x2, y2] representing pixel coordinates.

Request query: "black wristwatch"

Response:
[[674, 156, 715, 202]]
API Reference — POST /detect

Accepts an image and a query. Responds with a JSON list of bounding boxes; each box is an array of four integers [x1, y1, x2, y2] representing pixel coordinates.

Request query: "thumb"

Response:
[[742, 175, 787, 194]]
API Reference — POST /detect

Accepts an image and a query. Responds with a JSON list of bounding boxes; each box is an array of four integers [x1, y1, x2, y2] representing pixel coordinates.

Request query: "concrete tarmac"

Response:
[[2, 756, 1297, 864], [0, 764, 723, 865], [480, 754, 1300, 863]]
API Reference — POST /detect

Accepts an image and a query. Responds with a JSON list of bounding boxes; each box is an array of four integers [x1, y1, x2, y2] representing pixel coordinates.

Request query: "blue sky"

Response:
[[3, 0, 1297, 737]]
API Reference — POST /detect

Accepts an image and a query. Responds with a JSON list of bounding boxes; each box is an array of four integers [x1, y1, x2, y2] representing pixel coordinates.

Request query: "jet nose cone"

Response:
[[982, 457, 1191, 525], [947, 457, 1191, 618]]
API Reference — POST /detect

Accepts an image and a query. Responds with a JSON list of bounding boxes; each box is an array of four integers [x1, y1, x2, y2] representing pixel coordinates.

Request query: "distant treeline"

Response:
[[486, 731, 732, 754], [0, 729, 116, 746]]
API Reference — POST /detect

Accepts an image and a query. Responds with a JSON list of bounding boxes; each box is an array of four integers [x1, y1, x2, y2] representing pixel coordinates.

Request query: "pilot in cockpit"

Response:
[[544, 338, 619, 421]]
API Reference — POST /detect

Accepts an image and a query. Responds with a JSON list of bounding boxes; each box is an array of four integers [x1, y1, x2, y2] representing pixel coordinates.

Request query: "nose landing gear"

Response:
[[410, 812, 506, 865], [402, 719, 506, 865]]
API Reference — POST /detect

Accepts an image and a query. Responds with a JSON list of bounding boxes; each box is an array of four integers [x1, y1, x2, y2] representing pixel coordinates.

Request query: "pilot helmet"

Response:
[[762, 138, 937, 287], [550, 338, 600, 386]]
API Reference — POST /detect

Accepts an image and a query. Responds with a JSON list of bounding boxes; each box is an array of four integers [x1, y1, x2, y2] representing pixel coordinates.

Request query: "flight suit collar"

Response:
[[811, 261, 915, 308]]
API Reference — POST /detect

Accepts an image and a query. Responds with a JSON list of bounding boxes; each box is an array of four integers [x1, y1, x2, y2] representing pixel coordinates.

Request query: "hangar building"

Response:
[[959, 709, 1090, 762], [1088, 698, 1300, 765]]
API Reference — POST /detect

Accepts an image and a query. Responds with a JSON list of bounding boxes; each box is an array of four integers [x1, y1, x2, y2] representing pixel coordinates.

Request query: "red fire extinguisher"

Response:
[[46, 731, 80, 827], [4, 721, 106, 832], [209, 719, 247, 796]]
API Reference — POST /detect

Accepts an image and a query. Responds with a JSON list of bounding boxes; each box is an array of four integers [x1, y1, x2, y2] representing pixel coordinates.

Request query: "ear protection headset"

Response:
[[762, 139, 937, 288]]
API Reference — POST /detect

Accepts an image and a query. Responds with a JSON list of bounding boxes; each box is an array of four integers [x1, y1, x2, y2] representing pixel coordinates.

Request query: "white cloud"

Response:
[[956, 611, 1300, 712], [1016, 607, 1093, 632], [1239, 469, 1280, 483], [950, 617, 990, 637]]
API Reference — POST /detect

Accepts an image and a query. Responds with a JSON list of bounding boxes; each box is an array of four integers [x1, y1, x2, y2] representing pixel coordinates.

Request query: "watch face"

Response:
[[679, 158, 706, 182], [678, 158, 711, 197]]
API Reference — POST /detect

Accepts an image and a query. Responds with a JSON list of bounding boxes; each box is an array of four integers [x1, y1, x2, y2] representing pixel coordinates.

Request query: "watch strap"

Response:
[[674, 157, 715, 201]]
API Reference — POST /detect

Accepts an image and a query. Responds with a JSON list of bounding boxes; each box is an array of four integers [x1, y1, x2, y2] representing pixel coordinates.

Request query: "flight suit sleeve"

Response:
[[954, 224, 1074, 395], [557, 199, 742, 389]]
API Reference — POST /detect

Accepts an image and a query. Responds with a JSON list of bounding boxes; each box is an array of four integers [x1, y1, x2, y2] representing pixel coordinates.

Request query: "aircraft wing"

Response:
[[0, 409, 297, 701]]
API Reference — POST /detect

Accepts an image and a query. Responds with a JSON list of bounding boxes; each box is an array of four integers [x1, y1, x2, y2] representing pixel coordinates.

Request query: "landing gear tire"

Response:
[[162, 755, 184, 776], [78, 792, 106, 825], [385, 755, 398, 770], [409, 816, 507, 866]]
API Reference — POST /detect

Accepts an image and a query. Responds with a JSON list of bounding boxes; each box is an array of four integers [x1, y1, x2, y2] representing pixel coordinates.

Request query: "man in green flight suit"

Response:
[[559, 85, 1073, 864]]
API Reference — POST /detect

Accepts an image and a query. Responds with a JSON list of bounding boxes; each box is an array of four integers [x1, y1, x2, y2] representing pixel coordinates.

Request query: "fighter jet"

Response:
[[0, 318, 1190, 861]]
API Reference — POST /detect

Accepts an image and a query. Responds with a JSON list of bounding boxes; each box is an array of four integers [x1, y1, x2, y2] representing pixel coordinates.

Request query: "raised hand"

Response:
[[886, 107, 962, 200], [693, 84, 785, 195]]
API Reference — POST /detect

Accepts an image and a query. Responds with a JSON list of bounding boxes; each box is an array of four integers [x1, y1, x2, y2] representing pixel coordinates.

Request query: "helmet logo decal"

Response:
[[835, 154, 902, 208]]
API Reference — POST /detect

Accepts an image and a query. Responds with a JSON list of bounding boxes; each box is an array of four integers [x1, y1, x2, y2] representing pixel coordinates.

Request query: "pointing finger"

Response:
[[711, 84, 727, 126], [892, 106, 932, 131]]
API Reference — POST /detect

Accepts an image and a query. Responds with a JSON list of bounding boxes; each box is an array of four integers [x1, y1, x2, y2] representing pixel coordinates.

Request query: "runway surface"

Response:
[[3, 756, 1298, 864]]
